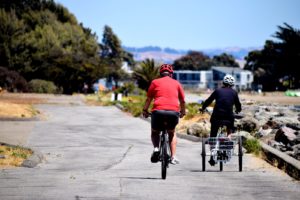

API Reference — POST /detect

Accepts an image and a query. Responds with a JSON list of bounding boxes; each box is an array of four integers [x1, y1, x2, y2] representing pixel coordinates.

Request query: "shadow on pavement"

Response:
[[121, 176, 162, 180]]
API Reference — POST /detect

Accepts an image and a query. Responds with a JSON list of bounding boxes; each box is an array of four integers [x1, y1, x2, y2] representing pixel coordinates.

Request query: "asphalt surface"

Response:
[[0, 104, 300, 200]]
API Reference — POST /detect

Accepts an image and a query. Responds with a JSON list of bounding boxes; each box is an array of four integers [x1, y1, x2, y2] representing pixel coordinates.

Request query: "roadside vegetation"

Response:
[[0, 101, 39, 118], [0, 145, 33, 167], [243, 138, 262, 156]]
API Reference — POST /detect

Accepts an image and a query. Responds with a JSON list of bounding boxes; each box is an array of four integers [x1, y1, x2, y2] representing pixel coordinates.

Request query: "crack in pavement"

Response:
[[103, 145, 133, 171]]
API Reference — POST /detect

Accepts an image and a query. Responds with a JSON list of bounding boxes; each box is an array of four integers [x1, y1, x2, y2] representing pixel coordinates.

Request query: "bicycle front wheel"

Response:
[[238, 136, 243, 172], [201, 138, 206, 171], [161, 133, 168, 179]]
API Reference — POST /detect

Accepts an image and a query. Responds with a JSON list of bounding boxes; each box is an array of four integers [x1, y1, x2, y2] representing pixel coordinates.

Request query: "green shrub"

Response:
[[0, 66, 29, 92], [119, 97, 145, 117], [185, 103, 202, 119], [29, 79, 57, 93], [243, 138, 261, 155]]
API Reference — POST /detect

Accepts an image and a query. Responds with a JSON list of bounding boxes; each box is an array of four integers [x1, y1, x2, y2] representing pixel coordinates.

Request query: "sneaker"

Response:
[[150, 148, 159, 163], [208, 156, 215, 166], [170, 156, 180, 165]]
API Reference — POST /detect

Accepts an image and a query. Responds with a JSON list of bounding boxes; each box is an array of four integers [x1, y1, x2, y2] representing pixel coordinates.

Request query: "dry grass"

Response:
[[0, 145, 33, 168], [0, 102, 39, 118]]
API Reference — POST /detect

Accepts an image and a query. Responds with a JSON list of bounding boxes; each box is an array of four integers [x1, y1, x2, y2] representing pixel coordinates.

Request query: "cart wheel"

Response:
[[238, 136, 243, 172], [201, 138, 206, 171], [219, 161, 223, 171]]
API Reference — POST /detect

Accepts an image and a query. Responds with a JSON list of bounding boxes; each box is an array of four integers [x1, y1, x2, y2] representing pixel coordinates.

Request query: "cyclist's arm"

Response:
[[179, 99, 185, 117], [143, 81, 155, 112], [201, 91, 216, 110], [143, 97, 152, 112], [178, 83, 186, 117], [234, 93, 242, 113]]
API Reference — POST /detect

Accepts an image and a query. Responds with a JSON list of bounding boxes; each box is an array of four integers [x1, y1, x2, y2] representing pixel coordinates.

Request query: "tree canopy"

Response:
[[244, 23, 300, 90], [99, 25, 134, 88], [0, 0, 104, 93], [173, 51, 213, 71], [0, 0, 133, 93], [212, 53, 239, 68], [172, 51, 239, 71]]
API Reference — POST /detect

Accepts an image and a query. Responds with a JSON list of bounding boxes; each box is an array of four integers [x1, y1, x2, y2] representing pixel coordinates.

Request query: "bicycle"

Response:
[[201, 115, 244, 172], [146, 112, 173, 179]]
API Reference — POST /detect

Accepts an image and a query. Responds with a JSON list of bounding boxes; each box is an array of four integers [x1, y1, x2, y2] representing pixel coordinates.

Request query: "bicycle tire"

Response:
[[202, 138, 206, 171], [161, 132, 167, 179], [238, 136, 243, 172], [220, 161, 223, 171]]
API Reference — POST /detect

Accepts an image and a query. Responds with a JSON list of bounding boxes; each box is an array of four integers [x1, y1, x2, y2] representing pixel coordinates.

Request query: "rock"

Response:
[[293, 135, 300, 144], [266, 120, 280, 129], [286, 123, 300, 131], [273, 117, 300, 127], [268, 140, 285, 150], [292, 144, 300, 160], [257, 127, 272, 137], [275, 126, 297, 145], [187, 122, 210, 137], [233, 130, 251, 138], [239, 117, 259, 133]]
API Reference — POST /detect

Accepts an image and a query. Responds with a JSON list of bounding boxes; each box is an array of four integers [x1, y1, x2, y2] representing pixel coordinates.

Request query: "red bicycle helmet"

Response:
[[159, 64, 174, 74]]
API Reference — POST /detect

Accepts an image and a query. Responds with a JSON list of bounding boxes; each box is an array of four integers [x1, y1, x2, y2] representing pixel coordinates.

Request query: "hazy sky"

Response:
[[55, 0, 300, 50]]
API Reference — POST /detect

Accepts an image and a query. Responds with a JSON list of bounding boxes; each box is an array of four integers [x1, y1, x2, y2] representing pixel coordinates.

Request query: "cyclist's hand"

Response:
[[180, 110, 186, 118], [143, 110, 150, 118], [199, 108, 205, 114]]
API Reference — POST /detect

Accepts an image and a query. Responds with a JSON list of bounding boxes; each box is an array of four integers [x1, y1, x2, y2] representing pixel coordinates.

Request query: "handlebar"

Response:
[[199, 108, 244, 119]]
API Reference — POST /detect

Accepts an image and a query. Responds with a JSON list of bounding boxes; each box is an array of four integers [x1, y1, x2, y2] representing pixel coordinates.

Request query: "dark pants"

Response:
[[151, 110, 179, 131], [210, 116, 234, 137]]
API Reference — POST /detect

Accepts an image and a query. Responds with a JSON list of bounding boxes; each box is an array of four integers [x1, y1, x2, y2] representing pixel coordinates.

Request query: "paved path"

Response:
[[0, 105, 299, 200]]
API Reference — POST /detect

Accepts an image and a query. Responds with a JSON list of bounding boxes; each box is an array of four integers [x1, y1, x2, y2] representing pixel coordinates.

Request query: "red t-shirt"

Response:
[[147, 76, 185, 112]]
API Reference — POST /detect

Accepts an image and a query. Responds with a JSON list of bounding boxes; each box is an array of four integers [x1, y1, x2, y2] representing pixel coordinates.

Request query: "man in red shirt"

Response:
[[143, 64, 186, 164]]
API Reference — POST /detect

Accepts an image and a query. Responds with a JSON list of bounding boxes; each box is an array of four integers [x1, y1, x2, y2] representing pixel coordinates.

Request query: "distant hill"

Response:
[[123, 46, 261, 66]]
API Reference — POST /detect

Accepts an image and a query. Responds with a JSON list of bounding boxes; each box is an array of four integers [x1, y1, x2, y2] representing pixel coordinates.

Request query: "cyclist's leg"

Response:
[[151, 129, 160, 148], [151, 111, 162, 148], [165, 111, 179, 163], [210, 120, 219, 137], [226, 118, 234, 138], [167, 129, 176, 157], [150, 111, 162, 163]]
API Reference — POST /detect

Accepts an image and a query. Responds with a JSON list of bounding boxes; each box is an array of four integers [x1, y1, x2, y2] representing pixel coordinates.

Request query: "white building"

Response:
[[173, 70, 213, 89], [173, 66, 253, 90]]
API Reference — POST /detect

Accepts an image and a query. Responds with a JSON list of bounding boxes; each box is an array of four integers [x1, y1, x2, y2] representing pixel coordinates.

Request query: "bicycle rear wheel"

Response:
[[238, 136, 243, 172], [201, 138, 206, 171], [219, 161, 223, 171], [161, 132, 168, 179]]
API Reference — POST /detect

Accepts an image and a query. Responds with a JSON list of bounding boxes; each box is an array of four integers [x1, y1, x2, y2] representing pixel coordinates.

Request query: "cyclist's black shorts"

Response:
[[210, 116, 234, 137], [151, 110, 179, 131]]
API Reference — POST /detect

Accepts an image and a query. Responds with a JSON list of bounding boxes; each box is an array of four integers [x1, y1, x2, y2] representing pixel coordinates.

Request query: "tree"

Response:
[[273, 23, 300, 89], [133, 59, 159, 91], [212, 53, 240, 67], [99, 25, 134, 88], [173, 51, 213, 71], [0, 1, 104, 94], [245, 23, 300, 90]]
